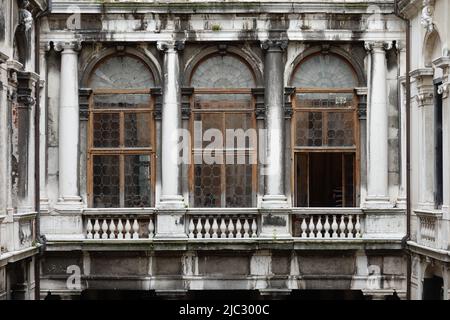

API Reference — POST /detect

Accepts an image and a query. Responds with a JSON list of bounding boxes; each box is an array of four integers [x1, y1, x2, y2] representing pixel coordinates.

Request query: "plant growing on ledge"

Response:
[[211, 24, 222, 32]]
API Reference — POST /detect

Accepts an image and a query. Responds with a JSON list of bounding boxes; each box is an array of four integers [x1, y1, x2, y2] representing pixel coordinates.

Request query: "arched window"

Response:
[[291, 53, 358, 209], [88, 55, 155, 208], [190, 54, 257, 208]]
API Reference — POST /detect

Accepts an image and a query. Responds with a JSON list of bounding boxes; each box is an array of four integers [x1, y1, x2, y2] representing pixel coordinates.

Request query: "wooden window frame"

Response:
[[291, 88, 360, 208], [87, 89, 156, 208], [190, 88, 258, 208]]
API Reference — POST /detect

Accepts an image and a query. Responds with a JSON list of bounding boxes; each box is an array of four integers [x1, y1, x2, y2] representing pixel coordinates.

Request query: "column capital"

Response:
[[54, 40, 82, 53], [157, 40, 185, 52], [261, 40, 288, 52], [364, 41, 393, 53]]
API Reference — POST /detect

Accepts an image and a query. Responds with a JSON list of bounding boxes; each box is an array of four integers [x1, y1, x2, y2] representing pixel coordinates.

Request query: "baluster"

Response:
[[226, 217, 234, 238], [355, 215, 361, 238], [316, 216, 323, 239], [86, 219, 93, 239], [132, 219, 140, 239], [219, 218, 226, 238], [236, 218, 243, 238], [243, 218, 250, 238], [212, 217, 219, 238], [251, 218, 257, 238], [204, 217, 211, 238], [189, 219, 195, 238], [324, 216, 331, 238], [308, 217, 315, 238], [109, 219, 116, 239], [347, 216, 354, 239], [148, 218, 154, 239], [339, 216, 346, 238], [195, 218, 202, 238], [125, 219, 132, 239], [101, 219, 109, 239], [301, 218, 307, 238], [331, 215, 338, 238], [93, 219, 100, 239], [117, 219, 124, 239]]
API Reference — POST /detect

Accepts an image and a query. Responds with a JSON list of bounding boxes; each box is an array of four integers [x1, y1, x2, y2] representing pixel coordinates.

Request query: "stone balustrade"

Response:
[[84, 214, 155, 240], [418, 214, 437, 247], [187, 209, 259, 239], [292, 209, 363, 239]]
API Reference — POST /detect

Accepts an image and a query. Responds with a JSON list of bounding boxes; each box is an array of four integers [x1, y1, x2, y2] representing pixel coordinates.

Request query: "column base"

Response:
[[363, 196, 392, 209], [155, 208, 188, 239], [158, 195, 186, 209], [261, 195, 289, 209], [259, 209, 292, 239]]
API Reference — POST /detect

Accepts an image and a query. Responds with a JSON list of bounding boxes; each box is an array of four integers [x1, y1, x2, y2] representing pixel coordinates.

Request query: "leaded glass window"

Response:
[[292, 54, 359, 208], [88, 55, 155, 208], [190, 54, 257, 208]]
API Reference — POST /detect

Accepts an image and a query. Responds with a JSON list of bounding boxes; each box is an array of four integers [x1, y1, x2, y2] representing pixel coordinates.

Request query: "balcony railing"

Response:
[[187, 209, 259, 239], [417, 214, 438, 248], [292, 208, 363, 239], [83, 210, 155, 240]]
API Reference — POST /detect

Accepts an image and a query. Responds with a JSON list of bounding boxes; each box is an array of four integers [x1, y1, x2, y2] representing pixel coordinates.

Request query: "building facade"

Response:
[[2, 0, 447, 300], [398, 0, 450, 300], [0, 0, 46, 300]]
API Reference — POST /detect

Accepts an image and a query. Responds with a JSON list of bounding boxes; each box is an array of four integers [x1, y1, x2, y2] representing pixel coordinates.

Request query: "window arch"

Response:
[[190, 54, 255, 88], [87, 54, 155, 208], [190, 54, 257, 208], [291, 53, 359, 211], [291, 53, 357, 88]]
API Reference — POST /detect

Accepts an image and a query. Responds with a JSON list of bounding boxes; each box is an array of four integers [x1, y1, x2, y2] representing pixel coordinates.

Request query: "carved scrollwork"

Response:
[[421, 0, 435, 33]]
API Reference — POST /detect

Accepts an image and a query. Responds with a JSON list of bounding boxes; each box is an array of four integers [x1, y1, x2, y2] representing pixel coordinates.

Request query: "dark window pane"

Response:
[[124, 113, 152, 148], [296, 153, 309, 207], [194, 164, 222, 207], [93, 155, 120, 208], [225, 160, 253, 208], [93, 113, 120, 148], [344, 154, 355, 207], [124, 155, 151, 207], [327, 112, 354, 147]]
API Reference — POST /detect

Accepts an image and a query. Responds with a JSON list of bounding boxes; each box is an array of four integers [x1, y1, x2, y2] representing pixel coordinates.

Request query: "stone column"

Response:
[[155, 41, 186, 238], [410, 68, 435, 209], [157, 41, 185, 209], [261, 40, 288, 209], [55, 41, 82, 207], [364, 41, 392, 207], [259, 40, 290, 239], [39, 43, 50, 212]]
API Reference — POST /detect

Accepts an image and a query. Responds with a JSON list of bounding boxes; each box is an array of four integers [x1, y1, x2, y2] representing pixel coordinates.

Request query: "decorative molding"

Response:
[[181, 87, 194, 120], [152, 88, 163, 120], [410, 68, 434, 107], [261, 40, 288, 52], [364, 41, 393, 52], [420, 0, 435, 33], [284, 87, 295, 119], [157, 40, 185, 52], [251, 88, 265, 120], [79, 88, 92, 121], [355, 87, 368, 120], [54, 40, 82, 53]]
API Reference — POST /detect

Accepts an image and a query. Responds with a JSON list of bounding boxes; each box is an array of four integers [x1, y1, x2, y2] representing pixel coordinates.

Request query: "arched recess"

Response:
[[187, 50, 259, 208], [184, 45, 263, 87], [81, 46, 162, 88], [287, 45, 365, 88], [424, 29, 442, 67], [290, 51, 360, 209]]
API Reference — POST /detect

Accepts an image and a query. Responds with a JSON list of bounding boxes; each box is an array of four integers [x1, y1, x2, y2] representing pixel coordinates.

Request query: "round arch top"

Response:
[[190, 54, 256, 88], [291, 53, 358, 89], [89, 54, 155, 90]]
